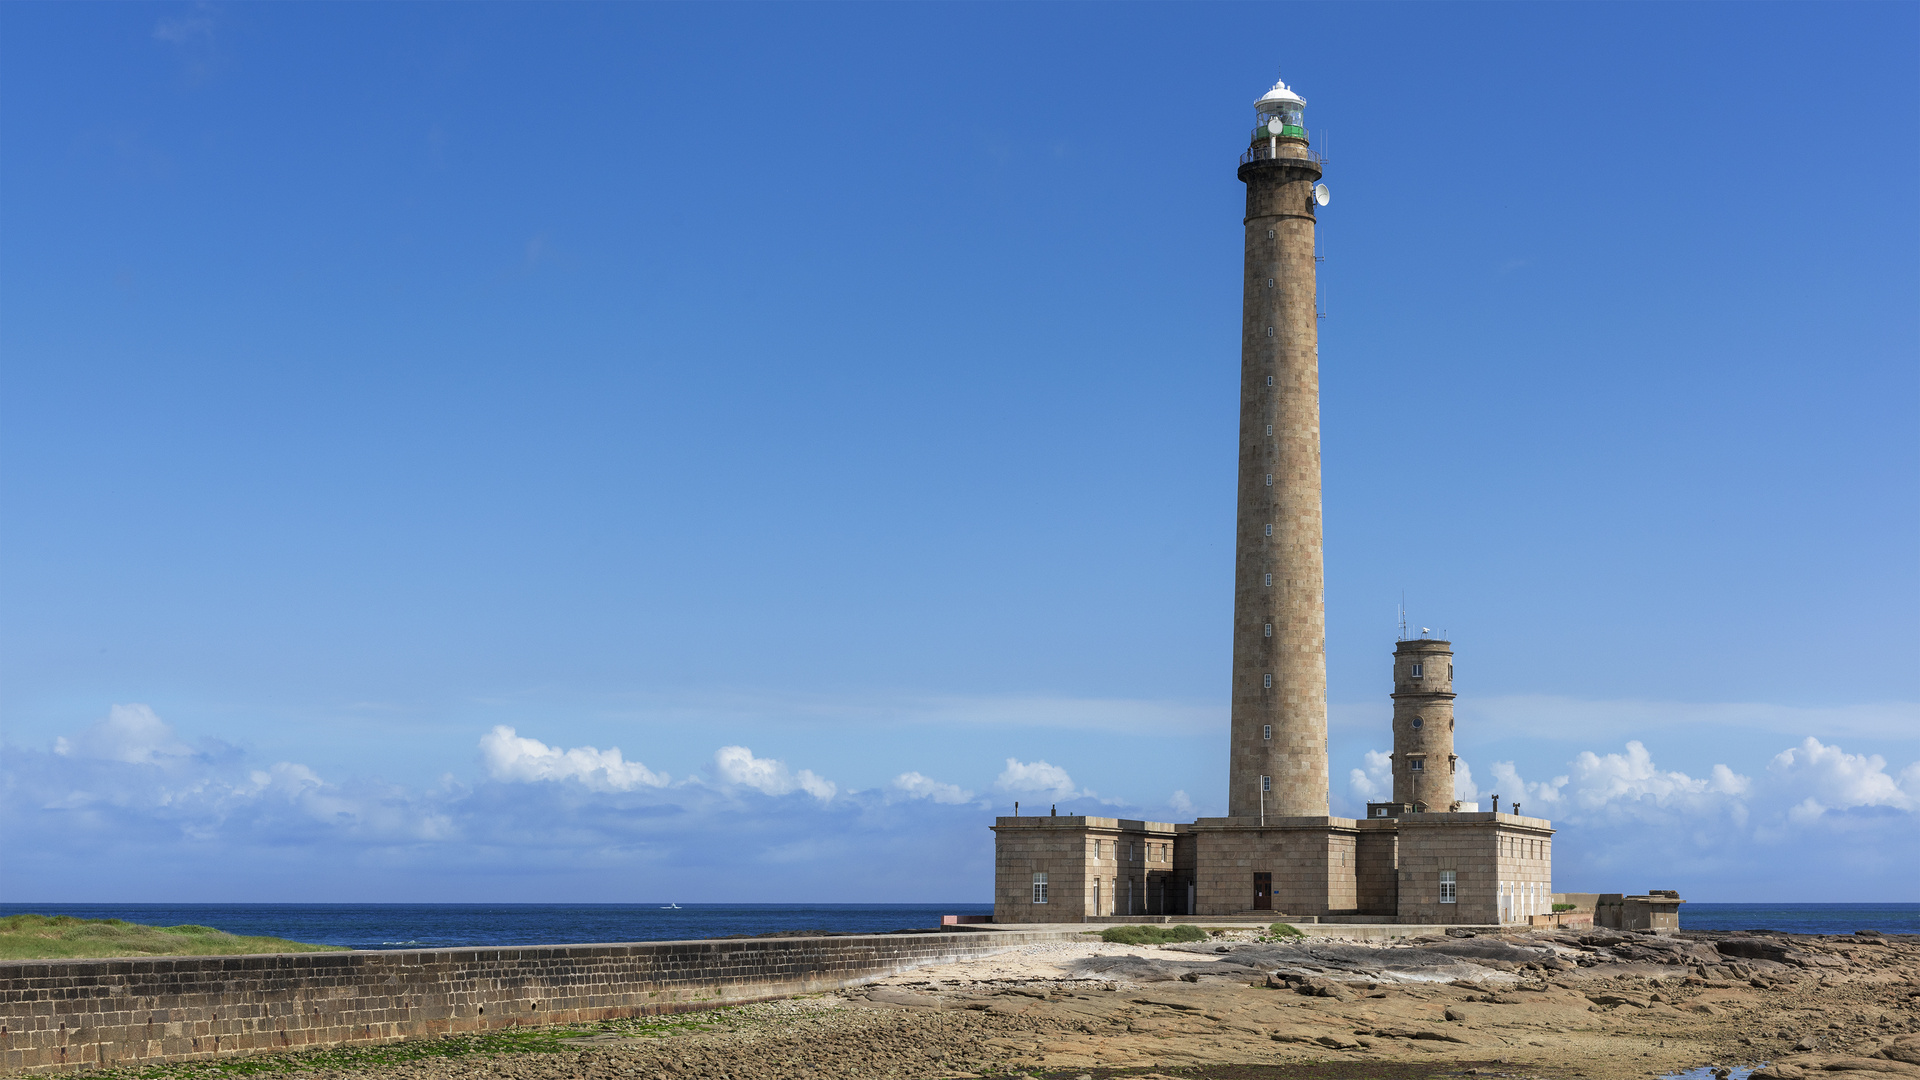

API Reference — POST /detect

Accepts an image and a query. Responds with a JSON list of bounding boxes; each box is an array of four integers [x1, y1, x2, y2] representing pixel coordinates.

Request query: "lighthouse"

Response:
[[1229, 77, 1329, 821], [989, 71, 1555, 926]]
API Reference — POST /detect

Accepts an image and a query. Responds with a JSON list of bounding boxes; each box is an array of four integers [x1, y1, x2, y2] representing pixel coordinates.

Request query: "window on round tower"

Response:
[[1411, 717, 1424, 730]]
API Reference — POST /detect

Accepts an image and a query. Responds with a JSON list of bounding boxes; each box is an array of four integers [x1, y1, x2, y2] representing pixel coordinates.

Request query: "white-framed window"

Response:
[[1449, 664, 1454, 679], [1264, 622, 1273, 637], [1268, 229, 1276, 239], [1265, 473, 1273, 485], [1410, 758, 1424, 771], [1262, 775, 1272, 792], [1264, 574, 1272, 586], [1267, 278, 1275, 288], [1265, 425, 1273, 436], [1263, 724, 1272, 740], [1411, 662, 1424, 678], [1032, 872, 1049, 904], [1439, 870, 1456, 904], [1266, 376, 1275, 386], [1266, 327, 1275, 338], [1411, 716, 1424, 729], [1263, 674, 1272, 688], [1264, 524, 1273, 535]]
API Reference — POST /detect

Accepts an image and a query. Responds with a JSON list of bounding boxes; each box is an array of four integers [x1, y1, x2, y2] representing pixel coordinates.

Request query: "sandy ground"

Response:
[[273, 927, 1920, 1080]]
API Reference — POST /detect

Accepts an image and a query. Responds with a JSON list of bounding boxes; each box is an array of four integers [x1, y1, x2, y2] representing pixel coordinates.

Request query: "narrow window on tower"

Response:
[[1264, 573, 1272, 586], [1411, 662, 1424, 678], [1267, 229, 1276, 239], [1266, 327, 1275, 338], [1264, 524, 1273, 535], [1262, 776, 1272, 792], [1263, 674, 1272, 688], [1265, 474, 1273, 486], [1263, 725, 1272, 740], [1265, 424, 1273, 436], [1266, 376, 1274, 386], [1264, 622, 1272, 638], [1449, 664, 1454, 679], [1267, 278, 1275, 288]]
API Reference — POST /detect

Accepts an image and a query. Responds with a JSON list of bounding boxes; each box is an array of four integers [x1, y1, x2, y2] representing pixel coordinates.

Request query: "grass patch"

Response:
[[1098, 924, 1210, 946], [1267, 922, 1305, 938], [0, 914, 347, 960]]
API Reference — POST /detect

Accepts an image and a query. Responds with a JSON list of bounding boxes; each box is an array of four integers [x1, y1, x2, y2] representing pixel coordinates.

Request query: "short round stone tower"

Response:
[[1391, 638, 1457, 812]]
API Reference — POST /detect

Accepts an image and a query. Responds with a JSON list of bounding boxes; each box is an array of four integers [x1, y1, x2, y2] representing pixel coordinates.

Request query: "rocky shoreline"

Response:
[[120, 927, 1918, 1080]]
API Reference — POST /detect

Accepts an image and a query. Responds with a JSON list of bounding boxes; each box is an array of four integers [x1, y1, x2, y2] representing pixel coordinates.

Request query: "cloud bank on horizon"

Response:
[[4, 704, 1915, 903]]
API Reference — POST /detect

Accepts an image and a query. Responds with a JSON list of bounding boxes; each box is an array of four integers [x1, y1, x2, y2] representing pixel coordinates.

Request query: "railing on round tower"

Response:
[[1241, 144, 1327, 168]]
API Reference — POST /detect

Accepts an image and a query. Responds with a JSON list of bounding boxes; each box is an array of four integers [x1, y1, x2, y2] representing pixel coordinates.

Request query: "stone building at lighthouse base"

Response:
[[990, 637, 1559, 927], [991, 806, 1554, 926]]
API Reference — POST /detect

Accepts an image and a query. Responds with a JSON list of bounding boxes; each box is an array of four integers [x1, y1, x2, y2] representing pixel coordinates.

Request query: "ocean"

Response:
[[1, 901, 1911, 949], [0, 903, 993, 951]]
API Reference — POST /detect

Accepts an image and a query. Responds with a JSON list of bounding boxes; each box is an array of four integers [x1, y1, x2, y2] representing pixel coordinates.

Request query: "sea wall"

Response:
[[0, 929, 1076, 1075]]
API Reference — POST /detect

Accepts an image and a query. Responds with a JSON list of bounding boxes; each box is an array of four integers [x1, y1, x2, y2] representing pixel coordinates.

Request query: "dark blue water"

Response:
[[0, 904, 992, 951], [3, 902, 1909, 949], [1679, 902, 1920, 935]]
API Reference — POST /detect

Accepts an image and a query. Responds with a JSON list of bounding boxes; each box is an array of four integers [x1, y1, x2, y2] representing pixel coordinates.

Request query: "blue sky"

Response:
[[2, 3, 1915, 905]]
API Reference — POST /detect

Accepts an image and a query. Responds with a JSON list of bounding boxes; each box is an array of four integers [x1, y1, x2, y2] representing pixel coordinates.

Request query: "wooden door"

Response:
[[1253, 872, 1272, 910]]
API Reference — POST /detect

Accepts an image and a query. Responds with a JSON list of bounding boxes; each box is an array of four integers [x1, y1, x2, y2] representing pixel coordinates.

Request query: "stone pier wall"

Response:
[[0, 930, 1074, 1075]]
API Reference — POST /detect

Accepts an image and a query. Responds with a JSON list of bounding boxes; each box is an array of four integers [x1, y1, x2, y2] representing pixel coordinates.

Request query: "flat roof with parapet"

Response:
[[991, 816, 1178, 832]]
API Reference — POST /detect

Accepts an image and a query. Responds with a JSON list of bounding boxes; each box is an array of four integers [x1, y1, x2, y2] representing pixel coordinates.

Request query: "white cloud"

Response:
[[1347, 749, 1392, 802], [53, 704, 196, 765], [480, 726, 669, 792], [1453, 758, 1480, 802], [713, 746, 835, 801], [891, 772, 973, 804], [1168, 790, 1194, 815], [995, 757, 1078, 799], [1484, 740, 1752, 819], [152, 9, 214, 45], [1768, 737, 1913, 818], [1480, 737, 1920, 837]]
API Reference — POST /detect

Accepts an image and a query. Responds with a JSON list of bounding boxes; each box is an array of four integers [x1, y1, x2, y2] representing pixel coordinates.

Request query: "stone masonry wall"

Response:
[[1353, 825, 1399, 916], [1189, 819, 1359, 916], [1395, 813, 1554, 925], [991, 817, 1177, 923], [0, 930, 1074, 1076]]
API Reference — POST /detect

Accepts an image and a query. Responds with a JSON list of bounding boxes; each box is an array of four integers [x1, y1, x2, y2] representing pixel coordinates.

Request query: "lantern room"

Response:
[[1253, 77, 1306, 142]]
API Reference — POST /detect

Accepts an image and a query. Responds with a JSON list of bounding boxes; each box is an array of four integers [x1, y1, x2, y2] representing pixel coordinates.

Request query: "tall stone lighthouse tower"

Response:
[[1229, 77, 1328, 820], [1391, 638, 1458, 812]]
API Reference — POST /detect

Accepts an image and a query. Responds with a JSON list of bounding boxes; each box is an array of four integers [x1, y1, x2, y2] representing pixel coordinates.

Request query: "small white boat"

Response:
[[661, 903, 681, 909]]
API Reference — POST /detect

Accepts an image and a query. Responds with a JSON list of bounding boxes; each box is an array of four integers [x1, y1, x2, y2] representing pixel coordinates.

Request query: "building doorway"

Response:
[[1253, 872, 1272, 910], [1093, 878, 1101, 917]]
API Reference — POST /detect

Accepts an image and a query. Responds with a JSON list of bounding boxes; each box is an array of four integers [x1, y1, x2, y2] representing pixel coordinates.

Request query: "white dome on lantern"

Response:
[[1255, 77, 1305, 112]]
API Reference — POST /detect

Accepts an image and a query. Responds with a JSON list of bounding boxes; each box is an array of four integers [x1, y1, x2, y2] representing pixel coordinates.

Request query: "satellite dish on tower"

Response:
[[1314, 183, 1330, 206], [1266, 118, 1283, 135]]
